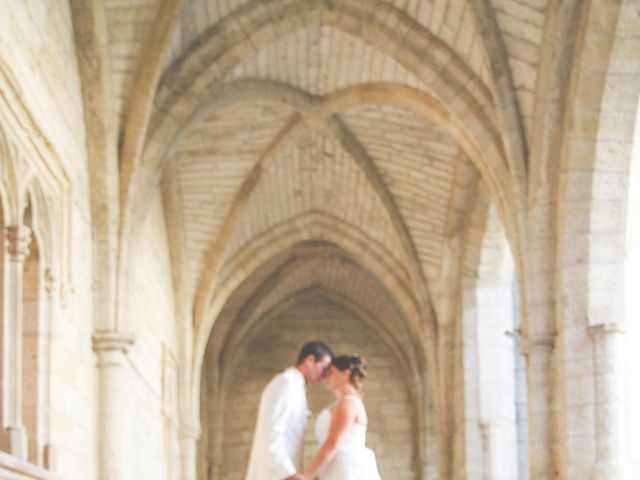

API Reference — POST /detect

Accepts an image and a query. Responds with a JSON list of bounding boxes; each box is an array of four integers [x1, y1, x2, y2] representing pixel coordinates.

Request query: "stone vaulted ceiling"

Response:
[[107, 0, 549, 332]]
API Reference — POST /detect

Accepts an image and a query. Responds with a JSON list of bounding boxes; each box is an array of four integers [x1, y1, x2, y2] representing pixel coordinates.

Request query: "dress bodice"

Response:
[[314, 407, 368, 450]]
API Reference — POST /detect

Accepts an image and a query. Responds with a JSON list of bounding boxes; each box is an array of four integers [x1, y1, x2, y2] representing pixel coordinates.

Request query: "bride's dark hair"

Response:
[[332, 355, 367, 392]]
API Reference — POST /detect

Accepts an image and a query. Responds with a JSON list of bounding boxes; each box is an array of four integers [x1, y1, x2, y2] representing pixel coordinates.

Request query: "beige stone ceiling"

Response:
[[168, 0, 492, 83], [105, 0, 545, 138], [221, 128, 406, 266], [173, 101, 297, 295], [122, 0, 551, 329], [205, 242, 421, 384], [169, 100, 479, 306], [244, 255, 406, 337], [226, 25, 428, 94], [339, 104, 476, 281], [105, 0, 162, 123]]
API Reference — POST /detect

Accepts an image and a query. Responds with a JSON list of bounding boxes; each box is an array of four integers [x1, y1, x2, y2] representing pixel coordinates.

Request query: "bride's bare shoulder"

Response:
[[334, 394, 363, 412]]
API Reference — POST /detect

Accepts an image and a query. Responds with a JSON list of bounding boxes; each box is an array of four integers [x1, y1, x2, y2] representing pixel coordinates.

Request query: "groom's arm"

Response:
[[263, 376, 299, 479]]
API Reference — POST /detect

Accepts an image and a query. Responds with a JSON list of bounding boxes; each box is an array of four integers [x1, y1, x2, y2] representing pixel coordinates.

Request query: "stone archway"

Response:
[[552, 1, 640, 477], [212, 292, 416, 479], [197, 241, 432, 480], [461, 185, 524, 480]]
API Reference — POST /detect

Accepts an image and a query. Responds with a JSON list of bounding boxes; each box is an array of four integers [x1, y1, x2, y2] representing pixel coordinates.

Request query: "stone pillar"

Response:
[[179, 425, 199, 480], [480, 422, 503, 480], [92, 332, 134, 480], [2, 225, 32, 460], [42, 268, 57, 471], [180, 425, 199, 480], [522, 335, 555, 479], [588, 324, 629, 480]]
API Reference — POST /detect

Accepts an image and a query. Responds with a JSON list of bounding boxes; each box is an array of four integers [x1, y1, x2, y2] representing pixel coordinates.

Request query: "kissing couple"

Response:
[[245, 341, 382, 480]]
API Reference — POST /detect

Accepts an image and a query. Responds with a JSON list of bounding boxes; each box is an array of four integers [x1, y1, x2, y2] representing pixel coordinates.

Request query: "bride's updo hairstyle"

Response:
[[332, 355, 367, 392]]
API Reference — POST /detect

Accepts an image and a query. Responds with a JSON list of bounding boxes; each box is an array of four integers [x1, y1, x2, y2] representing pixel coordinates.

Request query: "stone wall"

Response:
[[0, 0, 87, 174], [49, 200, 96, 478], [1, 1, 95, 477], [125, 189, 180, 479], [626, 108, 640, 475]]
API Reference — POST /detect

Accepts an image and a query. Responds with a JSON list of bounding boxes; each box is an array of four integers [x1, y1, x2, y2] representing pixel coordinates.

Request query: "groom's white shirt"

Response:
[[245, 367, 308, 480]]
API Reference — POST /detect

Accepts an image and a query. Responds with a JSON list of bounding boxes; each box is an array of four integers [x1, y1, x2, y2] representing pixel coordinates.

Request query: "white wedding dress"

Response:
[[314, 401, 382, 480]]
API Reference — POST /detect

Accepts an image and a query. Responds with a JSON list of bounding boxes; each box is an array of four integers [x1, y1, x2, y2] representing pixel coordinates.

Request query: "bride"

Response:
[[301, 355, 382, 480]]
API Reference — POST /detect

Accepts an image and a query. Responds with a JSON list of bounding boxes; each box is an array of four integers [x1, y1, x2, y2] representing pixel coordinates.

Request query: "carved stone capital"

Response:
[[5, 225, 31, 262], [587, 323, 625, 339], [588, 323, 626, 379], [43, 267, 57, 296], [92, 331, 134, 354], [521, 335, 555, 357]]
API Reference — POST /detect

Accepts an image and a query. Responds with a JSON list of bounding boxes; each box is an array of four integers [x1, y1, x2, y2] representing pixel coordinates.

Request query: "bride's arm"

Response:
[[302, 398, 358, 479]]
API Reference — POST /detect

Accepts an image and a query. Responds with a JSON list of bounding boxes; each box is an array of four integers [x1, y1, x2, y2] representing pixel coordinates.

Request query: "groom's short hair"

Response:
[[297, 341, 333, 364]]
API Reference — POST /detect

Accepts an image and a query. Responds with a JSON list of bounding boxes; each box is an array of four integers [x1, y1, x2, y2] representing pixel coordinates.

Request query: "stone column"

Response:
[[522, 335, 555, 480], [480, 422, 503, 480], [179, 425, 199, 480], [2, 225, 32, 460], [92, 332, 134, 480], [588, 324, 629, 479], [42, 268, 57, 471]]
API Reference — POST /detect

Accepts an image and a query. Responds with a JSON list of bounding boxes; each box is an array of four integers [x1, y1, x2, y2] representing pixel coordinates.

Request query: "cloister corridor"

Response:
[[0, 0, 639, 479]]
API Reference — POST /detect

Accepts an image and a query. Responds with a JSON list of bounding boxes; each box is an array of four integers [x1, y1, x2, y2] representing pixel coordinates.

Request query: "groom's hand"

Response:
[[285, 475, 306, 480]]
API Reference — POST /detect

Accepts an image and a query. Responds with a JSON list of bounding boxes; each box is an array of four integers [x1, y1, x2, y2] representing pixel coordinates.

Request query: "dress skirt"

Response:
[[318, 447, 382, 480]]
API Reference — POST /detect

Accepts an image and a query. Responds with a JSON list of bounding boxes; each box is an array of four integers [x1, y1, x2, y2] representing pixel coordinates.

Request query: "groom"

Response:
[[245, 341, 333, 480]]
